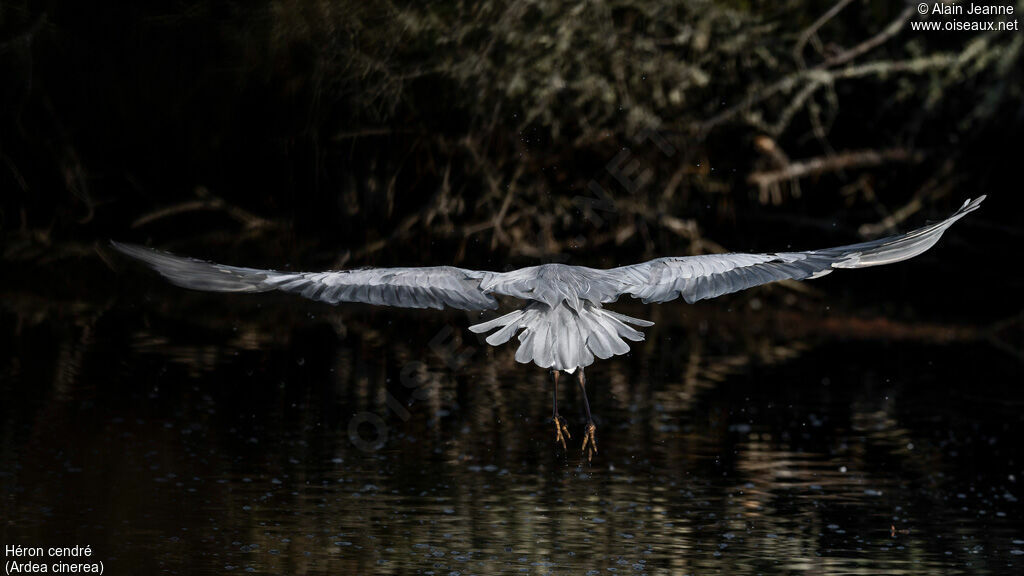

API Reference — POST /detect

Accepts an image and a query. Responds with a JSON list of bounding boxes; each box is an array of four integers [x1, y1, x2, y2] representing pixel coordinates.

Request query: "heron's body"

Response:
[[113, 196, 986, 459], [467, 263, 649, 372]]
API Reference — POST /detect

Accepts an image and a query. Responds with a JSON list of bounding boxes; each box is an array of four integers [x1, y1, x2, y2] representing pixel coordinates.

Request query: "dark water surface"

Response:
[[2, 284, 1022, 575]]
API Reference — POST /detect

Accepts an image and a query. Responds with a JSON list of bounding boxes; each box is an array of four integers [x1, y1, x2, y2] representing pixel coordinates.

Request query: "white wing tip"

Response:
[[961, 195, 986, 213]]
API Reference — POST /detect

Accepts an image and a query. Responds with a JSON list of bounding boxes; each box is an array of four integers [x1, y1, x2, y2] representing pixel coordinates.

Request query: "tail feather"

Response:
[[469, 302, 652, 370], [469, 309, 525, 345]]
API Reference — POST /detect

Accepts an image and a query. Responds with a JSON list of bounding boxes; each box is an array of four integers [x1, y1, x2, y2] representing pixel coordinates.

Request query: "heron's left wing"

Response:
[[111, 242, 499, 311], [600, 196, 985, 305]]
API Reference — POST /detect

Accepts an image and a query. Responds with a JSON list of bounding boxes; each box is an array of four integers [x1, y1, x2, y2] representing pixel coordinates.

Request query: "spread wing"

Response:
[[601, 196, 985, 305], [111, 242, 499, 311]]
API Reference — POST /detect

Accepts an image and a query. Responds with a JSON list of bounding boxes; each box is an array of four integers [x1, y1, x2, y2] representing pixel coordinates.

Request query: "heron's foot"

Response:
[[553, 415, 571, 451], [581, 422, 598, 462]]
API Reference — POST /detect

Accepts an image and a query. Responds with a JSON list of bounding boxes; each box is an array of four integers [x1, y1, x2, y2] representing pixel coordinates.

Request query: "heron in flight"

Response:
[[113, 196, 984, 460]]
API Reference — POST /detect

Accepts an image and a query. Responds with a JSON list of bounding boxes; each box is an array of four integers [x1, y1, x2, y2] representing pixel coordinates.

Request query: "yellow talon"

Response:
[[581, 422, 598, 462], [553, 416, 570, 450]]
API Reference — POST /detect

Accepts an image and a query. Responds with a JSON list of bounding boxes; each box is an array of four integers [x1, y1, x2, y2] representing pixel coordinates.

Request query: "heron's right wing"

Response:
[[111, 242, 499, 311], [601, 196, 985, 305]]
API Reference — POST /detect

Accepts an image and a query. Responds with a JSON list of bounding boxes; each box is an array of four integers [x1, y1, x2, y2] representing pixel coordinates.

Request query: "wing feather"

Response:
[[602, 196, 984, 304], [111, 242, 499, 311]]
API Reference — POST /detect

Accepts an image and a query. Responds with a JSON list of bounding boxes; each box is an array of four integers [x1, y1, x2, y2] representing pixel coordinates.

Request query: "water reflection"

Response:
[[1, 289, 1022, 575]]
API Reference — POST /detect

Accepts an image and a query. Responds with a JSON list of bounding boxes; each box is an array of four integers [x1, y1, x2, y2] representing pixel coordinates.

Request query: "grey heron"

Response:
[[113, 196, 985, 460]]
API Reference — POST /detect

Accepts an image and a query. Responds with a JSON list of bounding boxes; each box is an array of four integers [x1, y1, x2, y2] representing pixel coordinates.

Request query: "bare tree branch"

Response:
[[748, 148, 922, 191]]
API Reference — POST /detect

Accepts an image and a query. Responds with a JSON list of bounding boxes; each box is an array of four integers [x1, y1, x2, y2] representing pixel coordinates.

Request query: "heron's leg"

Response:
[[577, 368, 598, 462], [551, 371, 570, 450]]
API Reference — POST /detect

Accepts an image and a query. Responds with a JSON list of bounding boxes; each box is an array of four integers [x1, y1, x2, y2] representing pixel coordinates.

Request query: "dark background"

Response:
[[1, 1, 1021, 323], [2, 2, 1024, 573]]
